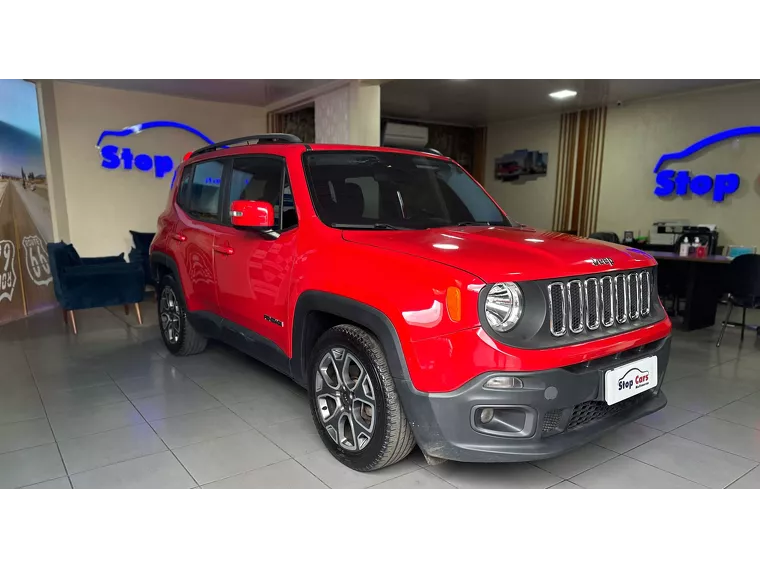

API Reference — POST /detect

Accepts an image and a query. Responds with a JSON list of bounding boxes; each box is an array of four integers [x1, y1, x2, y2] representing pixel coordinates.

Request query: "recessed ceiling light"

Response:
[[549, 89, 577, 100], [446, 71, 472, 82]]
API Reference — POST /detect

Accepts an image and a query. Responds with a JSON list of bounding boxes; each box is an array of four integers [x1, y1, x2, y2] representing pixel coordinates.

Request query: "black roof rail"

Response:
[[190, 133, 303, 158], [422, 147, 443, 156]]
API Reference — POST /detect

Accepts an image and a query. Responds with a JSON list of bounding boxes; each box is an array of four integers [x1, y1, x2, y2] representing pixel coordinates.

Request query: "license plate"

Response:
[[604, 356, 658, 405]]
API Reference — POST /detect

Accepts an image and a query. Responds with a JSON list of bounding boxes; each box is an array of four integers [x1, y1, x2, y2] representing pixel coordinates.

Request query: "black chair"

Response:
[[588, 231, 620, 244], [716, 254, 760, 347]]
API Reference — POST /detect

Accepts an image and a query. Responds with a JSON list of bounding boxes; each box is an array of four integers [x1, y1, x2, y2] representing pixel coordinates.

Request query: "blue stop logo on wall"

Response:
[[651, 126, 760, 203], [96, 121, 215, 179]]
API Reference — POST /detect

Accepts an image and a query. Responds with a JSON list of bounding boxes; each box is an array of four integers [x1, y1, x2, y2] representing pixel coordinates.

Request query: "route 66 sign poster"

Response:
[[0, 79, 56, 324], [0, 239, 17, 303], [22, 235, 52, 286]]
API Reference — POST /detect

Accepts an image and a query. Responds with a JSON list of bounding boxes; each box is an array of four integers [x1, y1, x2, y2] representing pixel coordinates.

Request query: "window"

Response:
[[228, 156, 298, 231], [176, 165, 193, 209], [303, 151, 510, 229], [188, 160, 224, 221]]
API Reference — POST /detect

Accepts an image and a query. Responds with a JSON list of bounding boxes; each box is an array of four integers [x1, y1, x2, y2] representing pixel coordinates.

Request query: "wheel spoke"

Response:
[[339, 412, 359, 450], [317, 352, 342, 392]]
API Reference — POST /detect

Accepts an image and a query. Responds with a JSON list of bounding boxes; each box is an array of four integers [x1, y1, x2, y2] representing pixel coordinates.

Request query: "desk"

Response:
[[650, 252, 731, 330]]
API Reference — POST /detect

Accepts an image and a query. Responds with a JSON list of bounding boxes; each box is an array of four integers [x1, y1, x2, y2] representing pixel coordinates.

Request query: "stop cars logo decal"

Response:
[[22, 235, 52, 286], [0, 240, 18, 302], [617, 367, 651, 393]]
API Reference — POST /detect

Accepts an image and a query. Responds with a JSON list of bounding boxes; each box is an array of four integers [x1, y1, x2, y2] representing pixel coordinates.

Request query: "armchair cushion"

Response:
[[58, 264, 145, 310]]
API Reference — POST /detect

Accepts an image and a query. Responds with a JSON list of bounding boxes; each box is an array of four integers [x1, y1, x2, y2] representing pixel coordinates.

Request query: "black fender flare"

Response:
[[291, 291, 412, 387], [150, 251, 186, 305]]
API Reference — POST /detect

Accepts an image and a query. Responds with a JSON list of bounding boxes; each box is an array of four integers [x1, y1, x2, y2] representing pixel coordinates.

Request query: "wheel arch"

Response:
[[150, 252, 186, 303], [291, 291, 411, 388]]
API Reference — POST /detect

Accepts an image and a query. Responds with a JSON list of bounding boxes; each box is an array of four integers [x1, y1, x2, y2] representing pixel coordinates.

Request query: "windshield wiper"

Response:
[[331, 223, 412, 230], [455, 221, 511, 227]]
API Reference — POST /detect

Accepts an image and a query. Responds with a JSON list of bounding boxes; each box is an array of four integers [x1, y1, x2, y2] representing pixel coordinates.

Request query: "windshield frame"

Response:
[[301, 150, 512, 230]]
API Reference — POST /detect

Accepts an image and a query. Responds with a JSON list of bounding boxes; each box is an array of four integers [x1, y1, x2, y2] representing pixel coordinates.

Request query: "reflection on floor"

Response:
[[2, 300, 760, 489]]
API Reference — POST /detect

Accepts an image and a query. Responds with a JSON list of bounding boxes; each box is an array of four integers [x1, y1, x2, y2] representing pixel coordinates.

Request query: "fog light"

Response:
[[484, 376, 523, 390], [480, 408, 495, 423]]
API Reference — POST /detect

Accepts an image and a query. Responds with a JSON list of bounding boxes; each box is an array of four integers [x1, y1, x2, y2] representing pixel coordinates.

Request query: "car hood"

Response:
[[342, 226, 655, 283]]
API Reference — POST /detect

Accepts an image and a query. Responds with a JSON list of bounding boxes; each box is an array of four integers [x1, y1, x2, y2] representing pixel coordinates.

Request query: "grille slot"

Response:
[[627, 273, 639, 320], [567, 280, 584, 333], [614, 275, 628, 324], [600, 276, 614, 327], [640, 271, 651, 316], [548, 283, 566, 336], [585, 278, 600, 330], [545, 269, 654, 338]]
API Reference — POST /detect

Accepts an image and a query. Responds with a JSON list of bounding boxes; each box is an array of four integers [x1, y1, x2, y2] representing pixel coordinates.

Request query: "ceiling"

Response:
[[25, 71, 760, 126], [65, 79, 337, 107], [380, 79, 753, 125]]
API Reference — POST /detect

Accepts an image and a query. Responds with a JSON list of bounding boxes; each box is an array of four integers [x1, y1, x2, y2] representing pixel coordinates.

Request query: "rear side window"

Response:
[[187, 160, 224, 221], [176, 166, 193, 209]]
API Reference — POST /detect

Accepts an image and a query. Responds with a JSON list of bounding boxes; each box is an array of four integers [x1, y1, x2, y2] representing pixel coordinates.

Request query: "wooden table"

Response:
[[649, 251, 731, 330]]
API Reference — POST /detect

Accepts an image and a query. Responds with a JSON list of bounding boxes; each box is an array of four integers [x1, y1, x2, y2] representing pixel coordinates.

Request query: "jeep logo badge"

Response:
[[591, 257, 614, 267]]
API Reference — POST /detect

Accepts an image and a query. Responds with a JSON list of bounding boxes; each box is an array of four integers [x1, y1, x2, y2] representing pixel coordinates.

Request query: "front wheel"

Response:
[[157, 275, 207, 356], [308, 324, 415, 471]]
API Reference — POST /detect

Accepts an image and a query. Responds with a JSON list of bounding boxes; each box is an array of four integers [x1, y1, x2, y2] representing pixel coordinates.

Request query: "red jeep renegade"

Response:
[[150, 134, 672, 472]]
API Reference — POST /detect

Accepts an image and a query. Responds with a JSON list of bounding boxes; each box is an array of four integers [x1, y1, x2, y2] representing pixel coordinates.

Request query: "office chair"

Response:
[[716, 254, 760, 347], [588, 232, 620, 244]]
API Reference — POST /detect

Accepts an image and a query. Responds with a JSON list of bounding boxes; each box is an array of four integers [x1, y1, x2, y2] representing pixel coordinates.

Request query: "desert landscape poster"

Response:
[[0, 79, 56, 324]]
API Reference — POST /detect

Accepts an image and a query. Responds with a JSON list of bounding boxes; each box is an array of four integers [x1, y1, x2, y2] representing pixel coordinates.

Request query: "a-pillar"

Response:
[[314, 81, 381, 146]]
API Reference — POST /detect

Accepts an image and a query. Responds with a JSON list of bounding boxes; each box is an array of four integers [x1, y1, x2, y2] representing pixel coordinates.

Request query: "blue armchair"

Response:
[[127, 230, 156, 287], [47, 242, 146, 334]]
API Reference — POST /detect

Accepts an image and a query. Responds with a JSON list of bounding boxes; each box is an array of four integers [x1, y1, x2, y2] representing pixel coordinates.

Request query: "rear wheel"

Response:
[[158, 275, 207, 356], [308, 324, 415, 471]]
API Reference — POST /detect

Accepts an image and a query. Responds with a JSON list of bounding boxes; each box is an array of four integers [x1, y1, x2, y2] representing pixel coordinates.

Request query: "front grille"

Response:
[[567, 394, 645, 430], [541, 392, 649, 436], [547, 269, 654, 338]]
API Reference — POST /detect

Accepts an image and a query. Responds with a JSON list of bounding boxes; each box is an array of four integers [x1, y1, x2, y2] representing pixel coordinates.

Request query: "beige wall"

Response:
[[314, 81, 380, 146], [486, 82, 760, 248], [46, 81, 266, 257], [485, 114, 560, 230], [598, 82, 760, 248]]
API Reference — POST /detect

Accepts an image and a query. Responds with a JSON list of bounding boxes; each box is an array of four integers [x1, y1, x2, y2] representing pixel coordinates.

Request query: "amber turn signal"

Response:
[[446, 287, 462, 322]]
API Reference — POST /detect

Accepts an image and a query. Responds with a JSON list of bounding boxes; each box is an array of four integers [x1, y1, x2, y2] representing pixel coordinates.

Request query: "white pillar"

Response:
[[315, 81, 381, 146]]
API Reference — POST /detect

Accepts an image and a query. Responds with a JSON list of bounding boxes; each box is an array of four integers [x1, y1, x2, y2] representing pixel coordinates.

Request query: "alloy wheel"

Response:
[[159, 287, 181, 345], [315, 347, 376, 451]]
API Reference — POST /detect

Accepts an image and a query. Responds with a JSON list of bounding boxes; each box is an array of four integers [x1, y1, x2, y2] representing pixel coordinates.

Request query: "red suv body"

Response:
[[150, 135, 671, 471]]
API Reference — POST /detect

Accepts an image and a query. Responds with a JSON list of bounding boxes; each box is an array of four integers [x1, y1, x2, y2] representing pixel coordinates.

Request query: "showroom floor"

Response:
[[2, 300, 760, 489]]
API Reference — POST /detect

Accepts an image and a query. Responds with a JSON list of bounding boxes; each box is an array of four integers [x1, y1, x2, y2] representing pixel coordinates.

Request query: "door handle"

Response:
[[213, 244, 234, 255], [171, 233, 187, 242]]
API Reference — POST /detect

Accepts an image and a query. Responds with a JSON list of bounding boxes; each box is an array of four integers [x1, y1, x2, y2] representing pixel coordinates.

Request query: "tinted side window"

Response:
[[176, 166, 193, 209], [188, 160, 224, 221], [228, 156, 298, 231]]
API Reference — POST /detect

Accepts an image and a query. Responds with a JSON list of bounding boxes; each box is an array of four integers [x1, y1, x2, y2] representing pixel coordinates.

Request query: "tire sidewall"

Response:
[[157, 275, 187, 355], [308, 329, 389, 470]]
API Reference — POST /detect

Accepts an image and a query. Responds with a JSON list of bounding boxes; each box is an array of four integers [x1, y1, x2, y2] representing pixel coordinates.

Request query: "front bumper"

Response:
[[396, 335, 670, 463]]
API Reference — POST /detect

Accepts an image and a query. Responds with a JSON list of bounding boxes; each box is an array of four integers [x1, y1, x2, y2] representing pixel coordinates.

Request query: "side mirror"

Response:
[[230, 200, 274, 229]]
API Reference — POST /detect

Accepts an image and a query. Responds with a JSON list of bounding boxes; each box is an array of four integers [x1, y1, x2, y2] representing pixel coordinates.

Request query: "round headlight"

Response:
[[485, 282, 523, 332]]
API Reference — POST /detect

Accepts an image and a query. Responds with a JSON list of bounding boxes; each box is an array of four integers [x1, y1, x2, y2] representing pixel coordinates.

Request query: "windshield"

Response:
[[303, 151, 511, 229]]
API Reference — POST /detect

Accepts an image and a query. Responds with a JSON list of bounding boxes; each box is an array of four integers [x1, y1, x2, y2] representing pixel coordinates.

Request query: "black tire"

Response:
[[157, 274, 207, 356], [308, 324, 415, 471]]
